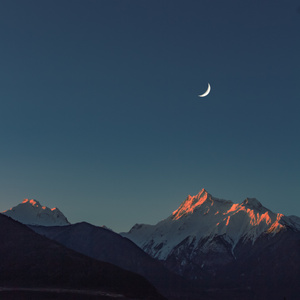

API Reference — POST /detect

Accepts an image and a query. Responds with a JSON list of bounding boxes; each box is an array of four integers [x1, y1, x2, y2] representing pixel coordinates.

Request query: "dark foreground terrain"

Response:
[[30, 222, 196, 300], [0, 214, 165, 300], [0, 289, 124, 300]]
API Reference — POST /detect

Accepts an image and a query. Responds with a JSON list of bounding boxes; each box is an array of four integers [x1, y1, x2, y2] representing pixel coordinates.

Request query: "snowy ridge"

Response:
[[2, 199, 70, 226], [123, 189, 298, 260]]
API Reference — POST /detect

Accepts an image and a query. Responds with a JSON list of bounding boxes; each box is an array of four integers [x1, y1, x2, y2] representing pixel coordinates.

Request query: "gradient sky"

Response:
[[0, 0, 299, 232]]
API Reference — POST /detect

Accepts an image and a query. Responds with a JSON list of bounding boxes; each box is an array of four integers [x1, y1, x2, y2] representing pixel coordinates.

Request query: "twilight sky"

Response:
[[0, 0, 299, 232]]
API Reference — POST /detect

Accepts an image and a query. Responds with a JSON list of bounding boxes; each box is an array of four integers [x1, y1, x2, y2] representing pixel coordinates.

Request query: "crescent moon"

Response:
[[198, 83, 211, 97]]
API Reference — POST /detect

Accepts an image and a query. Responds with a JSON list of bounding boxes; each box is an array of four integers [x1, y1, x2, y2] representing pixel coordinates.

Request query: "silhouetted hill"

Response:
[[30, 222, 199, 300], [0, 214, 165, 300]]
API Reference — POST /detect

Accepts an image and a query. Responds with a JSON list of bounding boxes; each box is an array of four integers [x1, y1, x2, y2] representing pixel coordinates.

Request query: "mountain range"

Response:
[[0, 213, 164, 300], [122, 189, 300, 261], [123, 189, 300, 299], [29, 222, 198, 300], [2, 189, 300, 299]]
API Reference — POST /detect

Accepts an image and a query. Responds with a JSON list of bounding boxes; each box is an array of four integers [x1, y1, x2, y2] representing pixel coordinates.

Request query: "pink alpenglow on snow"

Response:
[[123, 189, 300, 260], [2, 199, 70, 226]]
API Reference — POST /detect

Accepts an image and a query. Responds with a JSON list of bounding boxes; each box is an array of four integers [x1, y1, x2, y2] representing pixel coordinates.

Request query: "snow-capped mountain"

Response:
[[122, 188, 300, 283], [1, 199, 70, 226], [123, 189, 300, 260]]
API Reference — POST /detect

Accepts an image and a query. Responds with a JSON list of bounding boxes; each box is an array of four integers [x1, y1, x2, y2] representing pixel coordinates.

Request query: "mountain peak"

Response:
[[242, 198, 263, 209], [2, 199, 70, 226], [172, 188, 210, 220], [123, 189, 297, 261], [22, 199, 41, 207], [171, 189, 233, 220]]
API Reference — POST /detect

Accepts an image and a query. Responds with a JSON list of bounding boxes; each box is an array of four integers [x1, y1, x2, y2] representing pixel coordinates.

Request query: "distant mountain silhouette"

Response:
[[30, 222, 199, 300], [0, 214, 165, 300]]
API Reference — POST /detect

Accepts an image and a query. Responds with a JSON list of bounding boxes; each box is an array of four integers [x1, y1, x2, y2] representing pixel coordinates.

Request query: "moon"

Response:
[[198, 83, 211, 97]]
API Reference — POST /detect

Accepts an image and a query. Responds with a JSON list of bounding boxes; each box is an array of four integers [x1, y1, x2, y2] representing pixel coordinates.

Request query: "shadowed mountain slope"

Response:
[[123, 189, 300, 299], [30, 222, 200, 300], [0, 214, 165, 300]]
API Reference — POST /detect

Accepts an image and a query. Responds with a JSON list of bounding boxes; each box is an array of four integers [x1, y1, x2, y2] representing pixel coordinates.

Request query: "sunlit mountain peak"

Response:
[[22, 199, 42, 207], [172, 188, 233, 221], [123, 189, 300, 261], [172, 188, 210, 220], [2, 199, 70, 226]]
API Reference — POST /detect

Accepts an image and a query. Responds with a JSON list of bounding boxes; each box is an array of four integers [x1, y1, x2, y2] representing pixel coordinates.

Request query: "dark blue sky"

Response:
[[0, 0, 299, 232]]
